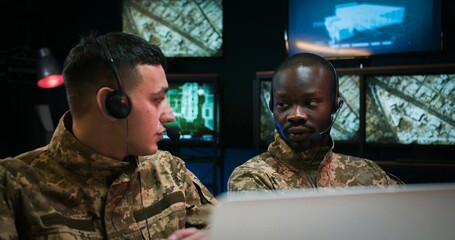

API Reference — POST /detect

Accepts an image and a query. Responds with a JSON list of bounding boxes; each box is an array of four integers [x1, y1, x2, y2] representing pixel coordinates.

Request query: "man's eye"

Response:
[[154, 97, 165, 104], [276, 102, 287, 108], [307, 100, 319, 108]]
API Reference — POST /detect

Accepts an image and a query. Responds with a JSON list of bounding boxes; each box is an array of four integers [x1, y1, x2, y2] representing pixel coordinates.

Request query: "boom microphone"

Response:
[[308, 100, 343, 143], [165, 126, 181, 141], [308, 121, 335, 143]]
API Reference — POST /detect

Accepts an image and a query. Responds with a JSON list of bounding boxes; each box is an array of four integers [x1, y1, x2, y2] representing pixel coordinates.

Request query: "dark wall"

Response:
[[0, 0, 123, 156], [1, 0, 454, 157]]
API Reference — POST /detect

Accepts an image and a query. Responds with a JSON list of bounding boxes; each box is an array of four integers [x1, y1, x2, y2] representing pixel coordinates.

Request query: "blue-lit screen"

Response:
[[288, 0, 442, 58]]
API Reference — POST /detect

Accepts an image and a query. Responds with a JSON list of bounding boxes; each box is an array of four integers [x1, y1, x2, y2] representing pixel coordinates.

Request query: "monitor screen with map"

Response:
[[163, 74, 219, 143], [365, 73, 455, 145], [122, 0, 223, 57]]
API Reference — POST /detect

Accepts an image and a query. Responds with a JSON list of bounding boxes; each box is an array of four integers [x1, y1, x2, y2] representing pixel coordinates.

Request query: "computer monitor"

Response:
[[288, 0, 442, 59], [162, 74, 219, 143], [365, 73, 455, 145], [122, 0, 223, 58], [209, 183, 455, 240]]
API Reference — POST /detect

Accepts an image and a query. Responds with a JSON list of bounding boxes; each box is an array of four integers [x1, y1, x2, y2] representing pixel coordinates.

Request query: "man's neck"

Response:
[[71, 113, 127, 161]]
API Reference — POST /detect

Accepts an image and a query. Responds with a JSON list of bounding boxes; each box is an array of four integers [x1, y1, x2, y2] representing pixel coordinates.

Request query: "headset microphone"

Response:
[[308, 99, 343, 143], [165, 126, 181, 141], [308, 120, 335, 143]]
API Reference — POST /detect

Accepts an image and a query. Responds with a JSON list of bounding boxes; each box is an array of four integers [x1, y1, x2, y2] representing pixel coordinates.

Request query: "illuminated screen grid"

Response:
[[122, 0, 223, 57], [165, 82, 216, 141], [366, 74, 455, 145], [259, 75, 360, 146]]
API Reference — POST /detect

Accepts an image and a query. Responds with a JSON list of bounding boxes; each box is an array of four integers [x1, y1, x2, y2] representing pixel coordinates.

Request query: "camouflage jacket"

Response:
[[229, 132, 400, 191], [0, 112, 217, 239]]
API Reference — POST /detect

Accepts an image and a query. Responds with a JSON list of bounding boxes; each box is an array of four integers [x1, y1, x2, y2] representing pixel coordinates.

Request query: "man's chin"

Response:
[[286, 140, 312, 152], [149, 146, 159, 155], [139, 146, 159, 156]]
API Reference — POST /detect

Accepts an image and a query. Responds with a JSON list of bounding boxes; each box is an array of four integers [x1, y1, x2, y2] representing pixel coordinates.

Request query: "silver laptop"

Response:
[[208, 184, 455, 240]]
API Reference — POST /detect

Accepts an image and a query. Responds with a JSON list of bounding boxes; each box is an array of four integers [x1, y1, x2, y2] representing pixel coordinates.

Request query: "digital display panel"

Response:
[[257, 75, 360, 147], [164, 79, 218, 142], [331, 74, 360, 141], [258, 80, 274, 146], [122, 0, 223, 57], [288, 0, 442, 59], [366, 74, 455, 145]]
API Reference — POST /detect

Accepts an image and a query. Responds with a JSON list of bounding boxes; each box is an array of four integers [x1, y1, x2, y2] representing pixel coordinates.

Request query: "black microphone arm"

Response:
[[308, 101, 343, 143], [308, 119, 335, 143], [165, 126, 181, 141]]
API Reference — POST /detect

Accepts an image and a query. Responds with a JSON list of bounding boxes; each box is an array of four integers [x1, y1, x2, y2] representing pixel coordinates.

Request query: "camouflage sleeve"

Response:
[[0, 162, 20, 239], [384, 171, 405, 185], [173, 156, 217, 229], [363, 159, 403, 186], [327, 153, 404, 187], [228, 165, 276, 192], [363, 160, 405, 186]]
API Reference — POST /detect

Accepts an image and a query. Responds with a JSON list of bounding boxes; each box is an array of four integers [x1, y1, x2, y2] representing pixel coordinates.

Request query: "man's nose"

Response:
[[287, 105, 308, 123], [161, 100, 175, 123], [161, 109, 175, 122]]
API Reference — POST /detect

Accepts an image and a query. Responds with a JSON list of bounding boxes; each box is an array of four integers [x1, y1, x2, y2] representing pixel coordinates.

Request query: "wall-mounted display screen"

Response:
[[331, 74, 360, 141], [163, 74, 219, 142], [122, 0, 223, 58], [288, 0, 442, 59], [258, 80, 274, 146], [255, 74, 360, 148], [366, 74, 455, 145]]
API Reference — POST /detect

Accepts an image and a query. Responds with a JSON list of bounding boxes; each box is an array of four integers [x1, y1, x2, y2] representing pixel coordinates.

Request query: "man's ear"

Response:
[[96, 87, 117, 120]]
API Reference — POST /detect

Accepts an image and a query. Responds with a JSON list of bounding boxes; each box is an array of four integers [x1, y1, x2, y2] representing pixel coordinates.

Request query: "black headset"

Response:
[[96, 35, 132, 119], [268, 68, 343, 114], [330, 73, 343, 114]]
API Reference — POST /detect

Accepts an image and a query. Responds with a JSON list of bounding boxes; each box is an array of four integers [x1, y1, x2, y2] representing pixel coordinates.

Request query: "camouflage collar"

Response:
[[268, 131, 332, 170], [47, 111, 130, 177]]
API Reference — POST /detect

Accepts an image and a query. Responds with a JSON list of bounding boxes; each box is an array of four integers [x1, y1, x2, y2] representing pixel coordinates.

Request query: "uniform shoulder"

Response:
[[228, 152, 282, 191], [141, 150, 185, 170], [330, 152, 399, 185], [333, 152, 378, 165], [232, 152, 273, 172], [0, 157, 36, 179], [13, 146, 48, 164]]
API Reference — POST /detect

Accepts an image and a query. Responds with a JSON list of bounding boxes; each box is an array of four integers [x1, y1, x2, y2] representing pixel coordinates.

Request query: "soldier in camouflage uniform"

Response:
[[229, 53, 402, 191], [0, 32, 216, 239]]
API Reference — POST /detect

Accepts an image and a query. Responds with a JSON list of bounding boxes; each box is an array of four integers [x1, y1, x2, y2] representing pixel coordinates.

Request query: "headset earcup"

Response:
[[336, 97, 343, 111], [332, 97, 344, 113], [331, 91, 336, 114], [105, 91, 132, 119], [331, 73, 341, 113]]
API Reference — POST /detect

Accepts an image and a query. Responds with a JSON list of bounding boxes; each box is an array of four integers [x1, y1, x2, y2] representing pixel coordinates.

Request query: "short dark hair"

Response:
[[269, 52, 339, 112], [63, 31, 167, 117], [272, 52, 337, 87]]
